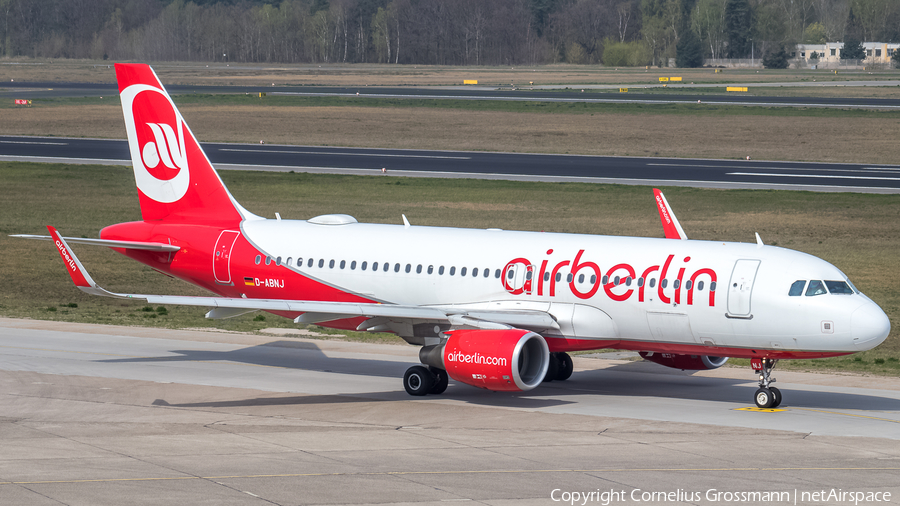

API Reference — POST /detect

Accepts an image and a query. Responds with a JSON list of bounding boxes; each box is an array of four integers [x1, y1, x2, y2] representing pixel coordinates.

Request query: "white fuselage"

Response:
[[240, 217, 889, 356]]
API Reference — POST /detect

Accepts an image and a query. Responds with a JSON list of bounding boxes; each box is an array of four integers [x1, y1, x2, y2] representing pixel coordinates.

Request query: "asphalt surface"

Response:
[[1, 318, 898, 505], [3, 135, 900, 193], [4, 80, 900, 108]]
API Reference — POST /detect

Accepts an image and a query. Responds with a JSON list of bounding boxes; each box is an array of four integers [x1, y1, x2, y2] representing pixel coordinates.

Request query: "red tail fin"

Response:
[[115, 63, 247, 224]]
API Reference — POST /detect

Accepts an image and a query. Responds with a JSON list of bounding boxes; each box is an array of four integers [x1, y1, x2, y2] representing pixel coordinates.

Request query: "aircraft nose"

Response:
[[851, 302, 891, 350]]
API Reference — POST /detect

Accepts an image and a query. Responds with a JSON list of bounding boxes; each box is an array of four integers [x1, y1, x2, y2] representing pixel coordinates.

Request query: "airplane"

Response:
[[14, 63, 890, 409]]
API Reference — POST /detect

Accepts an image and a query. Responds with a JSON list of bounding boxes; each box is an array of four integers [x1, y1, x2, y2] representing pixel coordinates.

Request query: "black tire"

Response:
[[543, 353, 560, 382], [556, 352, 574, 381], [769, 387, 782, 408], [429, 366, 449, 395], [404, 365, 434, 396], [754, 387, 773, 408]]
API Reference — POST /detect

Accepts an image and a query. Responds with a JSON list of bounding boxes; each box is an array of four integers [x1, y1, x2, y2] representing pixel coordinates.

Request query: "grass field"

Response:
[[1, 161, 898, 375], [3, 59, 900, 88], [4, 94, 900, 164]]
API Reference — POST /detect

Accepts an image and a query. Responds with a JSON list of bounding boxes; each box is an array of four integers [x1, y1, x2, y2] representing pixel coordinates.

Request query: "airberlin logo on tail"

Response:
[[141, 122, 187, 175], [120, 83, 191, 204]]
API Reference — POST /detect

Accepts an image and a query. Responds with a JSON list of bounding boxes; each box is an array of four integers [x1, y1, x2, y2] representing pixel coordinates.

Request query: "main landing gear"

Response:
[[542, 352, 574, 382], [751, 358, 782, 408], [403, 365, 448, 396]]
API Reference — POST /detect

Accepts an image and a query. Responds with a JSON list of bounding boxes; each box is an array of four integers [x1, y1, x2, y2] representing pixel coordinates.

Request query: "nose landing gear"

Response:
[[751, 358, 781, 408]]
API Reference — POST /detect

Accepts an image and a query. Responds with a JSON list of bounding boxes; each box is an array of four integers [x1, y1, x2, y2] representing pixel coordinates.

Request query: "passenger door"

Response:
[[727, 259, 760, 316]]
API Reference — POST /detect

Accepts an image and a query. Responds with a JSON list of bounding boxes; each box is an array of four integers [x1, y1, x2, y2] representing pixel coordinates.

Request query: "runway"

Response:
[[4, 80, 900, 109], [3, 136, 900, 194], [1, 318, 898, 505]]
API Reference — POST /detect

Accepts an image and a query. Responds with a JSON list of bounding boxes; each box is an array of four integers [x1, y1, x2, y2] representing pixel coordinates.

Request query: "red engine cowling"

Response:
[[639, 352, 728, 370], [442, 329, 550, 391]]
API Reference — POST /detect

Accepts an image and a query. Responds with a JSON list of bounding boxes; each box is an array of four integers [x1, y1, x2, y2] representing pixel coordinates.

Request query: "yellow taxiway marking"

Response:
[[734, 407, 787, 413], [3, 467, 900, 485]]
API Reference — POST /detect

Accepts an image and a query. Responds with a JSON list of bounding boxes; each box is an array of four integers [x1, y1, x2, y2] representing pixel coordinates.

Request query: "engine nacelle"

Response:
[[421, 329, 550, 392], [639, 352, 728, 370]]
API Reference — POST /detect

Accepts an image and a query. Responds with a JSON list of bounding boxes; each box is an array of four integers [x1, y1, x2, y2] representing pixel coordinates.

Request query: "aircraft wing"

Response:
[[11, 233, 181, 252], [46, 226, 558, 332]]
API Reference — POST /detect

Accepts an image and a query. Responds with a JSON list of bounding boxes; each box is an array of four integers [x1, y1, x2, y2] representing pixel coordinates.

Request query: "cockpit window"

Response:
[[788, 280, 806, 296], [825, 280, 854, 294], [805, 280, 827, 296]]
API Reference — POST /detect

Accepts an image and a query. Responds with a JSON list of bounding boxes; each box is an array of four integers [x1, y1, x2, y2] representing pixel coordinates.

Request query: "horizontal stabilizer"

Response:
[[11, 234, 180, 252]]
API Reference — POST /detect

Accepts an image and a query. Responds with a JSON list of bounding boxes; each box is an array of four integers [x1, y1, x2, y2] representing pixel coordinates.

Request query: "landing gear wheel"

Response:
[[769, 387, 782, 408], [754, 388, 774, 408], [556, 353, 574, 381], [543, 353, 560, 382], [404, 365, 435, 396], [429, 366, 449, 395]]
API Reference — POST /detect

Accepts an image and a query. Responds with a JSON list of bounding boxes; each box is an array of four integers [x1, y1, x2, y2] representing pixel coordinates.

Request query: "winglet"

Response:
[[653, 189, 687, 240], [47, 226, 97, 289], [46, 226, 129, 299]]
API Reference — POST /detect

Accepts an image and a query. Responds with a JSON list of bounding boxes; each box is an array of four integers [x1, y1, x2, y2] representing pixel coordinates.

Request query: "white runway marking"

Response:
[[728, 172, 900, 182], [219, 148, 470, 160]]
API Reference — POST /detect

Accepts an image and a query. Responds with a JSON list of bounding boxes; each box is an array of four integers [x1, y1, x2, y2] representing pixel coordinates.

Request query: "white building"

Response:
[[793, 42, 900, 65]]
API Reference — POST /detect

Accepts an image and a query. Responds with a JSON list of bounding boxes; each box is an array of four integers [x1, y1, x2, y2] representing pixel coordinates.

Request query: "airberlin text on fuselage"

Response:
[[502, 249, 718, 307]]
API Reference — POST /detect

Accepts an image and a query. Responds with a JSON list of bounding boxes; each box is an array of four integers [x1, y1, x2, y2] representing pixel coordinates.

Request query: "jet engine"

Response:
[[419, 329, 550, 391], [639, 351, 728, 370]]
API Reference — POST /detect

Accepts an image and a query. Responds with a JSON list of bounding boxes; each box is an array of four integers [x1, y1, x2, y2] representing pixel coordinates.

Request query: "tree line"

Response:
[[1, 0, 898, 66]]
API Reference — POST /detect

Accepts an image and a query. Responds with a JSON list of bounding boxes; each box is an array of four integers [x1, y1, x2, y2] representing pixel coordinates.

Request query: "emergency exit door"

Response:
[[213, 230, 240, 285]]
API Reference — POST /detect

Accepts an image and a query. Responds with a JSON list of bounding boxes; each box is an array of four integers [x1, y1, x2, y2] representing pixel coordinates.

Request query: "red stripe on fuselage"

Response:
[[544, 336, 851, 360]]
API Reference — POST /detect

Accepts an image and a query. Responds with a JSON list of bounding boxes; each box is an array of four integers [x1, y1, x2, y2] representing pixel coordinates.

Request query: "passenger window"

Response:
[[428, 265, 434, 274], [450, 267, 456, 276], [318, 259, 324, 268], [351, 260, 356, 270], [555, 273, 562, 282], [697, 280, 704, 291], [626, 276, 632, 286], [673, 279, 680, 289], [439, 266, 445, 275], [361, 261, 367, 270], [473, 267, 479, 277], [508, 270, 515, 280], [494, 269, 501, 278], [286, 257, 292, 266], [483, 268, 489, 278], [383, 262, 389, 272], [276, 256, 282, 266], [788, 280, 806, 296], [308, 258, 314, 268], [394, 263, 400, 272], [661, 279, 668, 289], [637, 277, 644, 287], [340, 260, 346, 269], [685, 280, 692, 290], [578, 274, 584, 283], [544, 272, 550, 281], [649, 278, 656, 288], [329, 259, 335, 269], [602, 275, 609, 285], [460, 267, 467, 276], [566, 273, 573, 283], [825, 280, 854, 294], [613, 276, 620, 285], [405, 264, 411, 273], [590, 275, 596, 284], [417, 264, 422, 274], [372, 261, 378, 271], [255, 255, 261, 265], [806, 280, 827, 296], [710, 281, 717, 292], [265, 256, 272, 265], [523, 270, 530, 280], [297, 257, 303, 266]]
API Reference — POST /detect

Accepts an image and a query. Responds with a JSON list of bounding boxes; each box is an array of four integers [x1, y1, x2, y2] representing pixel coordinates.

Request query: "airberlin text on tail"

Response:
[[115, 63, 243, 225]]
